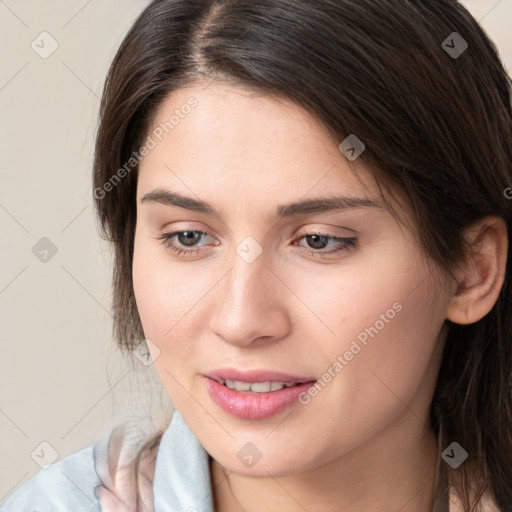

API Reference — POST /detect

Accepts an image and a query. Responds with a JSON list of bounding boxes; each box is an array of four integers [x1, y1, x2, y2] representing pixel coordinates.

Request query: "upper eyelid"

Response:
[[161, 220, 357, 237]]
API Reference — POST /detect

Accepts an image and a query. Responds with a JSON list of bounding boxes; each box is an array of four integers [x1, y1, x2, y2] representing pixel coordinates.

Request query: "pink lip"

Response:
[[205, 368, 315, 383], [203, 369, 317, 420]]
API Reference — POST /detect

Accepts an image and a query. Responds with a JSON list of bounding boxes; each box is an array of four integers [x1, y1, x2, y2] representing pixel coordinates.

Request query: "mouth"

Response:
[[203, 368, 317, 419], [215, 378, 303, 393], [205, 368, 315, 386]]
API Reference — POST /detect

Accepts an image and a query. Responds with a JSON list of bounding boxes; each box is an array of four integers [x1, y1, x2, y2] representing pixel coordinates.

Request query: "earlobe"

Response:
[[446, 216, 508, 325]]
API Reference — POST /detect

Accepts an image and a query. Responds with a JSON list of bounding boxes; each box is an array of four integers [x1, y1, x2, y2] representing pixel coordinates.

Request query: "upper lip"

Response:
[[205, 368, 316, 383]]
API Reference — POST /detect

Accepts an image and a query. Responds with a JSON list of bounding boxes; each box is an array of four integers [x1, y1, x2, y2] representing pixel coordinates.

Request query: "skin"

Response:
[[132, 81, 507, 512]]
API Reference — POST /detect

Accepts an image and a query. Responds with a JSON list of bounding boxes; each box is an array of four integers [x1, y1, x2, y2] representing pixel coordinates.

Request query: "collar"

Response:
[[153, 410, 215, 512]]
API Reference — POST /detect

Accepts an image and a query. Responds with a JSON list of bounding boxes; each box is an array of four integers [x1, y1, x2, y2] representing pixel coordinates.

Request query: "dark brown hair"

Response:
[[93, 1, 512, 510]]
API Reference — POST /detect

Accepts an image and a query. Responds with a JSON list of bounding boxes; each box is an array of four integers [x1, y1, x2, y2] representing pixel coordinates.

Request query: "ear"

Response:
[[446, 216, 508, 325]]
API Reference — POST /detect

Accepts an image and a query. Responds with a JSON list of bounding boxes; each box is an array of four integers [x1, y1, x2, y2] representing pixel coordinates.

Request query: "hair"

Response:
[[92, 0, 512, 510]]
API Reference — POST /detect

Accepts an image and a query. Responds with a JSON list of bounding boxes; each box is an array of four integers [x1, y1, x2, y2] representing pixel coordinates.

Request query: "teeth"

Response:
[[218, 379, 299, 392], [250, 382, 271, 392]]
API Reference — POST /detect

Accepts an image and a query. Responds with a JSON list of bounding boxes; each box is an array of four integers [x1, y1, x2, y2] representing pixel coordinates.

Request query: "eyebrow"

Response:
[[140, 188, 382, 218]]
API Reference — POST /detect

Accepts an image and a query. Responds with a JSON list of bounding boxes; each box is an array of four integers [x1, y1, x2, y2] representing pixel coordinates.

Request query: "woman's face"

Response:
[[133, 81, 452, 477]]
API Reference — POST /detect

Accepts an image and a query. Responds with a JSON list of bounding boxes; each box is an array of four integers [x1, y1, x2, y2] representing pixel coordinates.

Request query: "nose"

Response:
[[208, 252, 291, 348]]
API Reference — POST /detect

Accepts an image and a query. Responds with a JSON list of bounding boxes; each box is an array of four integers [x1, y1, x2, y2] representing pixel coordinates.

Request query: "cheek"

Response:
[[294, 250, 446, 430], [132, 236, 204, 337], [321, 297, 444, 463], [132, 238, 220, 383], [132, 248, 194, 403]]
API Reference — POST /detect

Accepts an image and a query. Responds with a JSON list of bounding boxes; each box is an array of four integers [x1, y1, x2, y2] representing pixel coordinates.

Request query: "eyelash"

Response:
[[156, 230, 358, 258]]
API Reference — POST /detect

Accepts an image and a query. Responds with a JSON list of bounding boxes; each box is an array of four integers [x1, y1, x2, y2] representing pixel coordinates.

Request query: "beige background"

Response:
[[0, 0, 511, 502]]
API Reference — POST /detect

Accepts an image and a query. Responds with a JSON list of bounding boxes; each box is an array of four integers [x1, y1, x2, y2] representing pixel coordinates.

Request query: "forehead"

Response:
[[137, 81, 380, 206]]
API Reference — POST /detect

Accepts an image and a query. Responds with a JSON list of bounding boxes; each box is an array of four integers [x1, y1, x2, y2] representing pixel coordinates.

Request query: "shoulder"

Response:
[[0, 443, 101, 512]]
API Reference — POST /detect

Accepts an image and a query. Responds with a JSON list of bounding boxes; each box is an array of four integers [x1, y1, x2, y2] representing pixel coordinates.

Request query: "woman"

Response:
[[2, 0, 511, 511]]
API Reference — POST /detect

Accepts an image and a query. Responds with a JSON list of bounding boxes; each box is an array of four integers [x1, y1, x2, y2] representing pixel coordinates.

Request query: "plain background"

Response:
[[0, 0, 511, 502]]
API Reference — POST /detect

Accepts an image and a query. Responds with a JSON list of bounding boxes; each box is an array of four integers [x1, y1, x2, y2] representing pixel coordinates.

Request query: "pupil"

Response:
[[307, 234, 328, 249], [179, 231, 201, 247]]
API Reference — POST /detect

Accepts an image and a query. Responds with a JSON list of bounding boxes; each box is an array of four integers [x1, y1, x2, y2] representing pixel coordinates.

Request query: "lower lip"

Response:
[[204, 377, 317, 420]]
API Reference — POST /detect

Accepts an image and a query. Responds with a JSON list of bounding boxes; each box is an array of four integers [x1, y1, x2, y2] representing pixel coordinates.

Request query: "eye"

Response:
[[293, 232, 358, 257], [155, 230, 358, 258], [156, 230, 217, 257]]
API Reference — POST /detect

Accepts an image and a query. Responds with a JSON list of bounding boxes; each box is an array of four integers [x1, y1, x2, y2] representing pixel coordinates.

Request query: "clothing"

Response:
[[0, 410, 215, 512], [2, 410, 501, 512]]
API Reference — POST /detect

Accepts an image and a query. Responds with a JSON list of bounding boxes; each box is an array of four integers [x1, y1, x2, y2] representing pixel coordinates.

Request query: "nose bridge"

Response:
[[222, 250, 272, 320], [209, 246, 289, 346], [224, 231, 273, 305]]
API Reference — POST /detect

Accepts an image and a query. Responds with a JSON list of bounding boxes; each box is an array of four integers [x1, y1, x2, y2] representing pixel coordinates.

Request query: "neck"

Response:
[[210, 412, 439, 512]]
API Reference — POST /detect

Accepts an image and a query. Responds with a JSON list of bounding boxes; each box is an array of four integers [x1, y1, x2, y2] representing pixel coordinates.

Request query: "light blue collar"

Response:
[[153, 410, 215, 512]]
